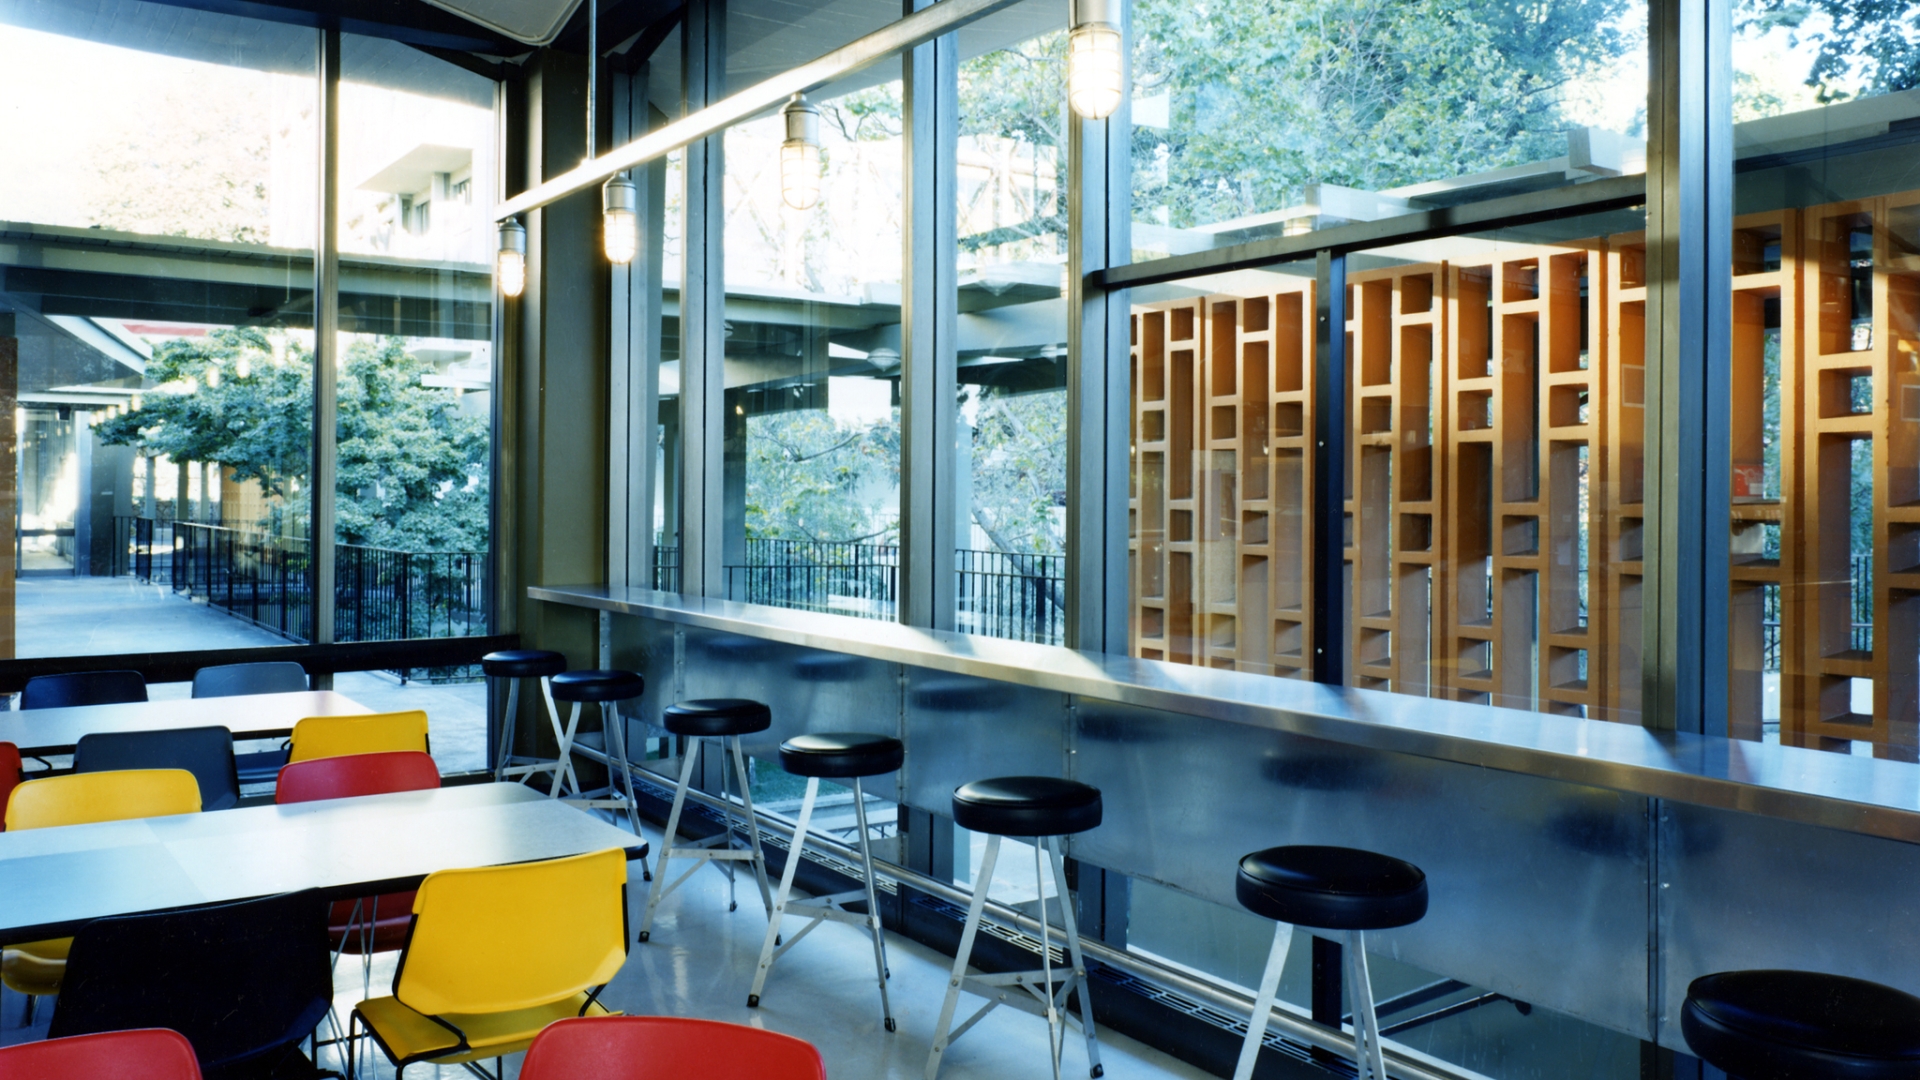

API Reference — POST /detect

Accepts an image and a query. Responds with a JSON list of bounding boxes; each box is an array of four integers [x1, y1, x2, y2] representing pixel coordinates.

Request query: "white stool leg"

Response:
[[1231, 921, 1294, 1080], [1037, 838, 1061, 1080], [1346, 930, 1386, 1080], [493, 677, 520, 782], [1048, 836, 1104, 1079], [603, 702, 651, 881], [852, 777, 895, 1030], [638, 740, 702, 941], [928, 834, 1001, 1080], [749, 776, 819, 1006], [729, 735, 776, 917]]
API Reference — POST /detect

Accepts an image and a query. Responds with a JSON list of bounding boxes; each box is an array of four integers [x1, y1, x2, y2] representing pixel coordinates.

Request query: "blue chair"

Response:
[[191, 662, 308, 699], [74, 727, 241, 812], [51, 890, 332, 1080], [21, 671, 147, 710]]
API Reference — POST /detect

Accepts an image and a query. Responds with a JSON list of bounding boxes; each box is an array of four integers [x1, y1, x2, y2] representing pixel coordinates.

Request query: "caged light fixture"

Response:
[[779, 93, 823, 210], [603, 175, 638, 264], [1066, 0, 1124, 120], [497, 219, 527, 298]]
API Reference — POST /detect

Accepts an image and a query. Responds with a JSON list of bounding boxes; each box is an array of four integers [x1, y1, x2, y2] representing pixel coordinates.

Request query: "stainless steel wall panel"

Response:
[[1655, 802, 1920, 1051], [1071, 697, 1653, 1038], [902, 667, 1069, 813]]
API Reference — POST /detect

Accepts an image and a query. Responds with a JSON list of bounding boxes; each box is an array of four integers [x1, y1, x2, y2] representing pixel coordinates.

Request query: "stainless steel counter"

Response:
[[534, 582, 1920, 1052], [532, 583, 1920, 843]]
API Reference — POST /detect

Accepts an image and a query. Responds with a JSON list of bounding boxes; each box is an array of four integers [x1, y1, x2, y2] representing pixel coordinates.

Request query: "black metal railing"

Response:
[[115, 518, 486, 671], [957, 549, 1065, 644], [725, 539, 900, 620], [1760, 553, 1873, 672]]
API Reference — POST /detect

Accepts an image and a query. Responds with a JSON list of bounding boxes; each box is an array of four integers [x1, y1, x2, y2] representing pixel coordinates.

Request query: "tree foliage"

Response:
[[95, 328, 489, 552], [1738, 0, 1920, 98], [84, 72, 275, 244], [744, 407, 901, 544]]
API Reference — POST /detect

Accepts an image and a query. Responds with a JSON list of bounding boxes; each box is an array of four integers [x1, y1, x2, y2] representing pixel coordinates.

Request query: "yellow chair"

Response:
[[2, 769, 202, 1018], [349, 847, 628, 1078], [288, 710, 429, 763]]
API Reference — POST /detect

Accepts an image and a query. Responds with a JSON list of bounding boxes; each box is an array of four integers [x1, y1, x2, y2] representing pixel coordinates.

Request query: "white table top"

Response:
[[0, 690, 370, 755], [0, 782, 647, 940]]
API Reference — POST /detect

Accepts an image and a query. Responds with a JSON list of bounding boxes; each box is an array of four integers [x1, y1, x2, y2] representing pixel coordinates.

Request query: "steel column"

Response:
[[679, 0, 727, 598], [311, 26, 340, 658], [1311, 251, 1347, 685], [1064, 0, 1131, 654], [899, 0, 960, 631]]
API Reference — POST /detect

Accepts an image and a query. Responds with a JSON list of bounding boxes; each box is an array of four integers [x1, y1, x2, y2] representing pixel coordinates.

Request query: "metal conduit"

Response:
[[624, 760, 1493, 1080]]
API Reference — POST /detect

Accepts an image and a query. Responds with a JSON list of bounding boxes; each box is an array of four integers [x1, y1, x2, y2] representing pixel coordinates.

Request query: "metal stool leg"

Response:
[[1346, 930, 1386, 1080], [749, 776, 819, 1006], [602, 702, 651, 881], [853, 776, 896, 1030], [492, 677, 519, 782], [1231, 920, 1294, 1080], [1037, 837, 1062, 1080], [728, 734, 776, 917], [1048, 835, 1104, 1079], [638, 740, 702, 942], [927, 833, 1002, 1080]]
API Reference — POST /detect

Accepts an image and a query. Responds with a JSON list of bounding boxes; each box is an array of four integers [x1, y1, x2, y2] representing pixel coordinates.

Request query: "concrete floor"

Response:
[[11, 575, 488, 774], [0, 813, 1214, 1080]]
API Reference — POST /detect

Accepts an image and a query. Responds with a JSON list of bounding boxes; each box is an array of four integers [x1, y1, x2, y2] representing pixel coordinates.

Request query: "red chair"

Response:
[[520, 1016, 826, 1080], [0, 1027, 201, 1079], [0, 742, 21, 832], [274, 751, 440, 954]]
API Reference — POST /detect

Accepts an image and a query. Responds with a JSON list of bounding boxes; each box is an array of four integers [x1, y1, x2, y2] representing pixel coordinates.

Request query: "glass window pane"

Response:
[[330, 34, 497, 772], [1128, 0, 1649, 260], [956, 1, 1070, 644], [1728, 0, 1920, 754], [721, 64, 904, 619], [0, 3, 314, 667]]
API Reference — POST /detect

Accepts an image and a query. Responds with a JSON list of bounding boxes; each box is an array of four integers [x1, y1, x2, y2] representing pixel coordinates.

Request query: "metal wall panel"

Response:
[[901, 666, 1069, 813], [1070, 697, 1654, 1037], [1656, 802, 1920, 1050]]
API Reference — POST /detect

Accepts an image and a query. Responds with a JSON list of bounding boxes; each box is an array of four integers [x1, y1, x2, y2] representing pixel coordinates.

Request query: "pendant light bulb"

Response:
[[779, 93, 823, 211], [1067, 6, 1124, 120], [602, 175, 639, 264], [496, 218, 527, 298]]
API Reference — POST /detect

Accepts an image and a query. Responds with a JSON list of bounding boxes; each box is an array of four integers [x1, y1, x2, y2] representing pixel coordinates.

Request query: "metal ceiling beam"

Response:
[[494, 0, 1024, 221]]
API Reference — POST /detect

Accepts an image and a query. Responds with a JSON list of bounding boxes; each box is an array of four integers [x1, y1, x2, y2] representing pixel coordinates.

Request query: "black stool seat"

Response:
[[1236, 846, 1427, 930], [663, 698, 772, 737], [779, 733, 904, 778], [952, 777, 1101, 836], [1683, 971, 1920, 1080], [549, 669, 645, 703], [481, 649, 567, 679]]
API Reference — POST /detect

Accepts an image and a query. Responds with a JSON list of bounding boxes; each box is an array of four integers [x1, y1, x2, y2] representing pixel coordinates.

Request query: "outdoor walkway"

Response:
[[11, 575, 486, 773]]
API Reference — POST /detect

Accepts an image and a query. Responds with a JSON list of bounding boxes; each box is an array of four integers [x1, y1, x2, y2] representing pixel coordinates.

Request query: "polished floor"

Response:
[[1, 814, 1214, 1080]]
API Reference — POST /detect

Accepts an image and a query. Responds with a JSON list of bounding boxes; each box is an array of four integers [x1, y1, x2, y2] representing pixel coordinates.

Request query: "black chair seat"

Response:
[[663, 698, 771, 737], [1236, 846, 1427, 931], [481, 649, 568, 679], [952, 777, 1102, 836], [549, 669, 645, 703], [1683, 971, 1920, 1080], [779, 733, 903, 778]]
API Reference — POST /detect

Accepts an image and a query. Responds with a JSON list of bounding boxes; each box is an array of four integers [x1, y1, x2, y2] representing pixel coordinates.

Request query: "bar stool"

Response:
[[747, 732, 902, 1029], [1231, 846, 1428, 1080], [1682, 970, 1920, 1079], [928, 776, 1104, 1080], [547, 670, 650, 880], [638, 698, 776, 942], [481, 649, 567, 785]]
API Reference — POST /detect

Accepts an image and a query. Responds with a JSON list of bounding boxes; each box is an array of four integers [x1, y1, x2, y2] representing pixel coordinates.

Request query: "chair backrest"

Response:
[[520, 1017, 826, 1080], [191, 661, 308, 699], [21, 670, 148, 710], [396, 848, 627, 1017], [5, 769, 202, 831], [51, 890, 332, 1079], [287, 710, 429, 763], [275, 750, 441, 804], [74, 727, 241, 812], [0, 1028, 203, 1080], [0, 741, 21, 832]]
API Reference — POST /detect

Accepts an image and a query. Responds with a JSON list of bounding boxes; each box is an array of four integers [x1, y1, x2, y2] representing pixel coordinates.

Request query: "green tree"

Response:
[[1738, 0, 1920, 99], [95, 327, 488, 552], [744, 408, 901, 544], [967, 388, 1067, 555]]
